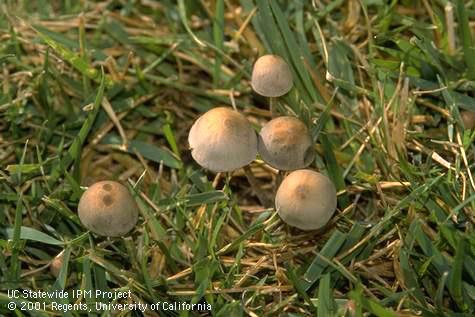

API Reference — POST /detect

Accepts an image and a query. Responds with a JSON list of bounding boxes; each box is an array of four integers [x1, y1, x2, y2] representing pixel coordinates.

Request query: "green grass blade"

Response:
[[268, 1, 321, 103], [320, 133, 349, 208], [448, 237, 468, 311], [7, 193, 24, 282], [349, 284, 397, 317], [317, 273, 336, 317], [34, 26, 112, 86], [456, 0, 475, 79], [48, 69, 105, 186], [5, 226, 64, 246], [213, 0, 224, 87], [128, 139, 182, 169], [301, 230, 347, 291]]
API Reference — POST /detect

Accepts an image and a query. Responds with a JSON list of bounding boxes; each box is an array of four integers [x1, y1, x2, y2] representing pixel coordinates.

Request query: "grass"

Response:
[[1, 0, 475, 316]]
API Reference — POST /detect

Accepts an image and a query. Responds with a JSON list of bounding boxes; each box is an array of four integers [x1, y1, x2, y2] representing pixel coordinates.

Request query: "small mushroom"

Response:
[[461, 110, 475, 129], [275, 169, 337, 230], [251, 54, 293, 97], [50, 252, 64, 277], [78, 180, 138, 237], [188, 107, 258, 172], [258, 116, 315, 170]]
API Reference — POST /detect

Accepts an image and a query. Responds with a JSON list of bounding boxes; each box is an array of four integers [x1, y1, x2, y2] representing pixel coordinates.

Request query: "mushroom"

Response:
[[50, 252, 64, 277], [78, 180, 139, 237], [461, 110, 475, 129], [275, 169, 337, 230], [188, 107, 258, 172], [251, 54, 293, 117], [258, 116, 315, 171], [251, 54, 293, 98]]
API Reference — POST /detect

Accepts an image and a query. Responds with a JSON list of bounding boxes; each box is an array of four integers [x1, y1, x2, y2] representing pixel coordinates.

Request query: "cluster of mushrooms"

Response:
[[73, 54, 337, 246], [188, 54, 338, 231], [50, 55, 337, 276], [54, 55, 475, 274]]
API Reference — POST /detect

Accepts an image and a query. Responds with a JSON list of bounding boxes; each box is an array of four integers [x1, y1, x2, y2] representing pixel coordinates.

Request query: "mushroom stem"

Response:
[[275, 170, 285, 193], [243, 166, 270, 206], [269, 97, 277, 118]]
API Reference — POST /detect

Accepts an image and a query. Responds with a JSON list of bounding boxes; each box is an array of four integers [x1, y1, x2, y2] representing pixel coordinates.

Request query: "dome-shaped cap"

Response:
[[275, 169, 337, 230], [188, 107, 258, 172], [258, 116, 315, 170], [251, 54, 293, 97], [461, 110, 475, 129], [78, 180, 139, 237]]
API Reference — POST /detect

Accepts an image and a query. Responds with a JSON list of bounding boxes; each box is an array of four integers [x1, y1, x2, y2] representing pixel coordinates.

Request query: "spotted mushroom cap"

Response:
[[275, 169, 337, 230], [258, 116, 315, 171], [251, 54, 293, 97], [78, 180, 139, 237], [188, 107, 258, 172]]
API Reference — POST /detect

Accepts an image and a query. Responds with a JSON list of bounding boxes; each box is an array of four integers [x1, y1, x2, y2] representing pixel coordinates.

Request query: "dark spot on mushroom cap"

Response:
[[78, 180, 139, 237], [223, 118, 239, 131], [295, 184, 309, 200], [103, 195, 113, 206], [275, 169, 337, 230]]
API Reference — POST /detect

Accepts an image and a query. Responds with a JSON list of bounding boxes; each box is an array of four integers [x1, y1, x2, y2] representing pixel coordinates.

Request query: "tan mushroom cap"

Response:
[[258, 116, 315, 171], [50, 252, 64, 277], [275, 169, 337, 230], [461, 110, 475, 129], [78, 180, 138, 237], [251, 54, 293, 97], [188, 107, 258, 172]]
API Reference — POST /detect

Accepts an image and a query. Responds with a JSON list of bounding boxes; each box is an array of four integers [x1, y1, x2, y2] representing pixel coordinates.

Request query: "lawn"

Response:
[[1, 0, 475, 316]]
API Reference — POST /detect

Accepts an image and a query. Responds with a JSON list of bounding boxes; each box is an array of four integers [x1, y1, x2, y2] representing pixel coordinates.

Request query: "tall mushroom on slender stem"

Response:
[[275, 169, 337, 230], [188, 107, 269, 205], [251, 54, 293, 117]]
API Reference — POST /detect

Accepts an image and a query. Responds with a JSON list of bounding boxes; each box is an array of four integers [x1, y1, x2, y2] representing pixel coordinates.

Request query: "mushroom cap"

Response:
[[50, 252, 64, 277], [251, 54, 293, 97], [78, 180, 139, 237], [258, 116, 315, 170], [275, 169, 337, 230], [461, 110, 475, 129], [188, 107, 258, 172]]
